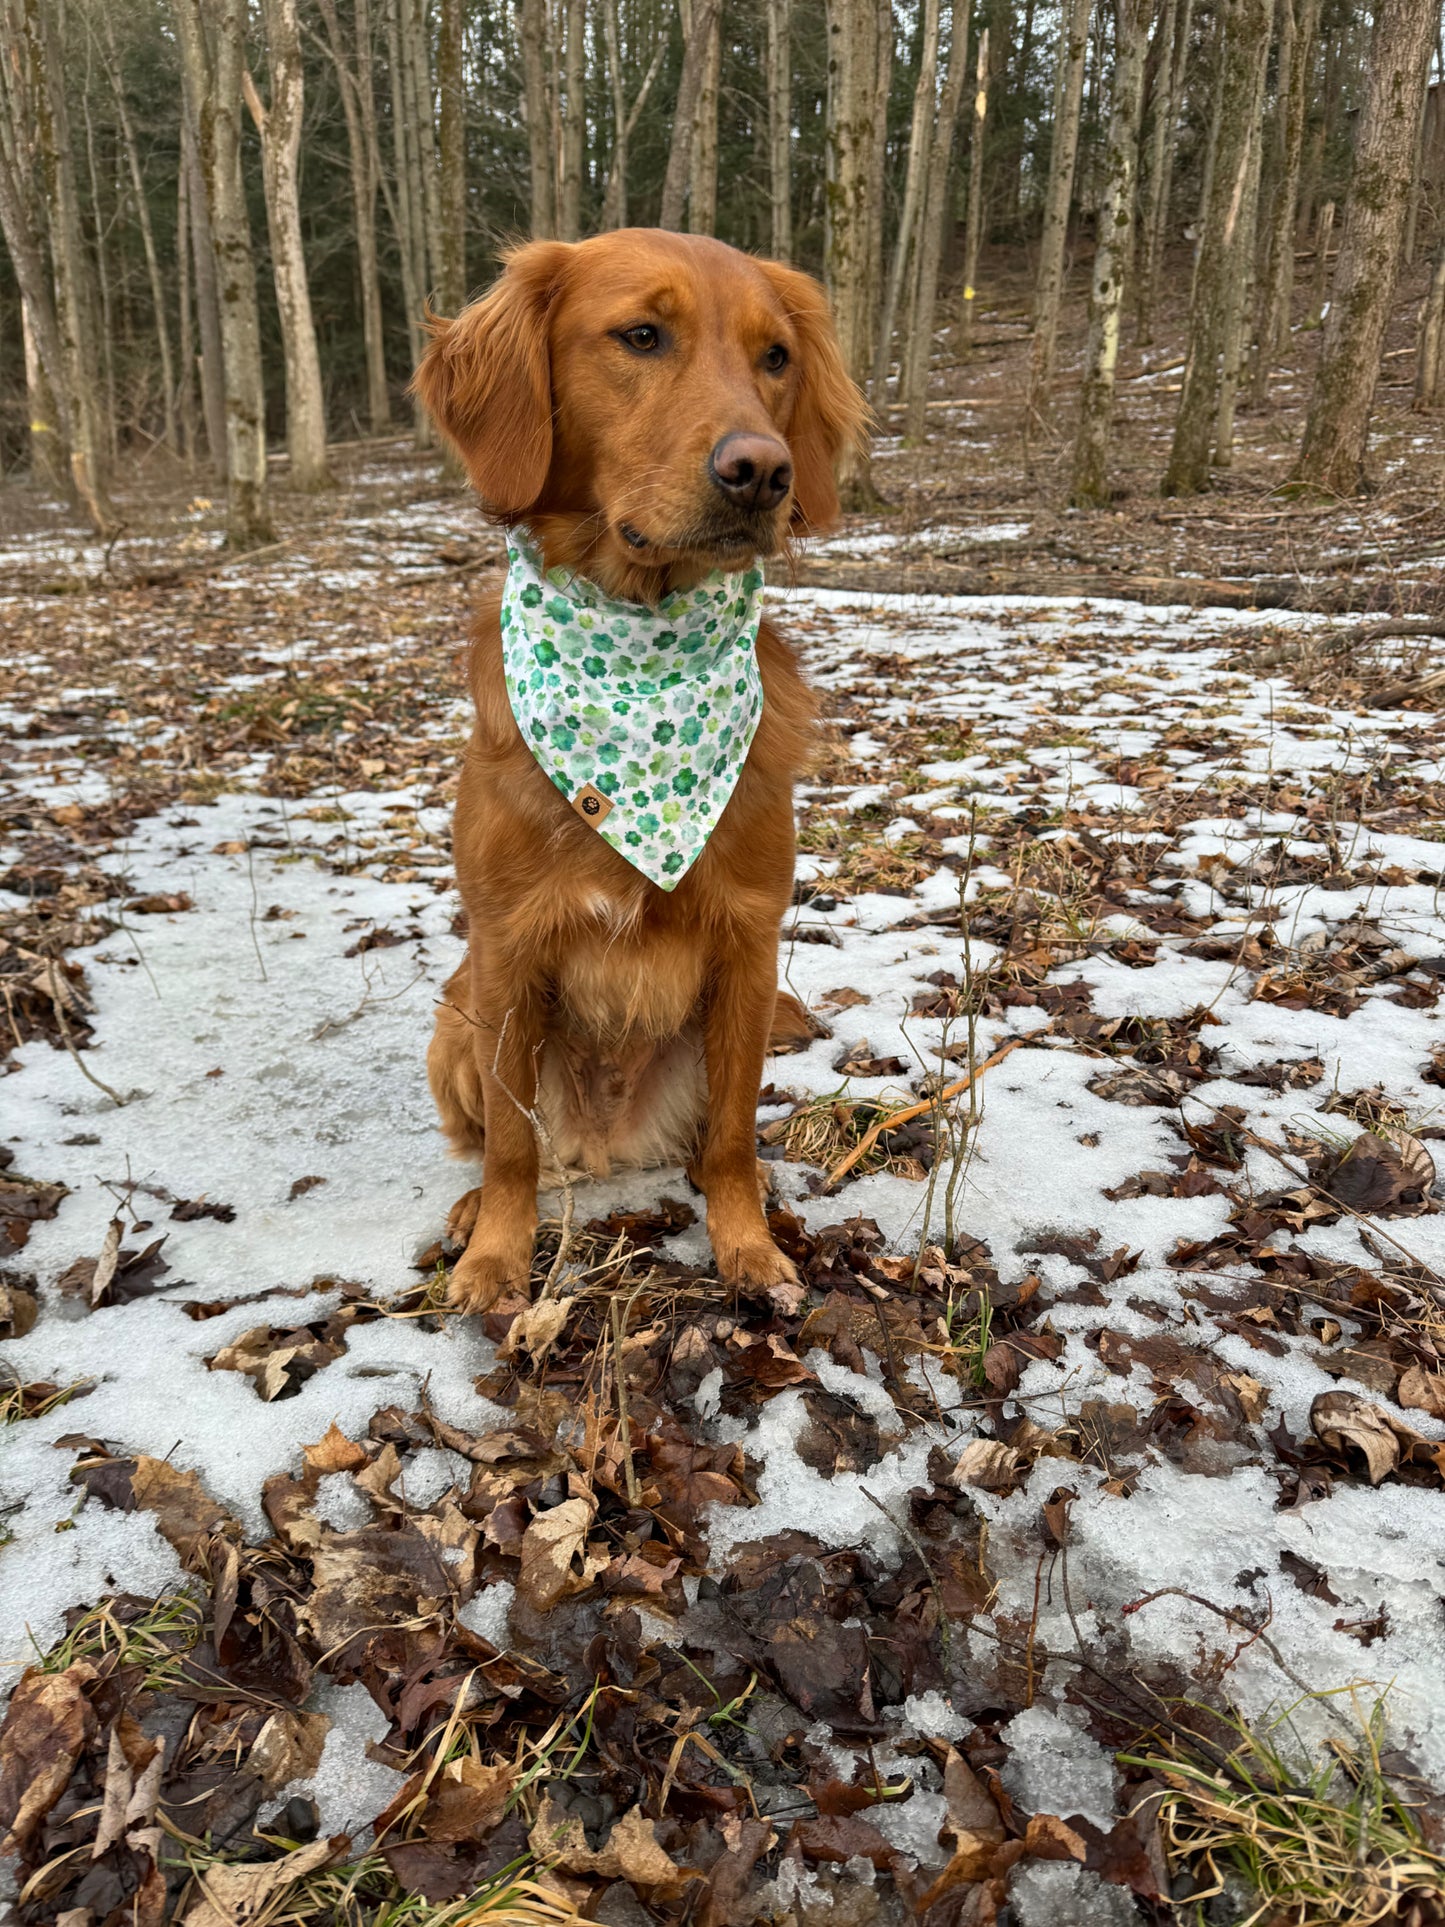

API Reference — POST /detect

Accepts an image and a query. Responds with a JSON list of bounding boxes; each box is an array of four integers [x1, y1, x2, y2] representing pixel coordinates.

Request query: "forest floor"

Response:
[[3, 255, 1445, 1927]]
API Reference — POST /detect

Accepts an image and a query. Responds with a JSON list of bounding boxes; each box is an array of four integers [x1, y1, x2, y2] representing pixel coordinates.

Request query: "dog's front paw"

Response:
[[715, 1228, 804, 1314], [447, 1228, 534, 1315]]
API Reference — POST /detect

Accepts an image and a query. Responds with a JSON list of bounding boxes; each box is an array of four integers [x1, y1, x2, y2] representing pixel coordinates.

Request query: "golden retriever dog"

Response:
[[415, 228, 865, 1314]]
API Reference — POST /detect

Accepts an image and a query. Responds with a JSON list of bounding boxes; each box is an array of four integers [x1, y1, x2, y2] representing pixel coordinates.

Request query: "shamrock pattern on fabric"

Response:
[[500, 527, 766, 891]]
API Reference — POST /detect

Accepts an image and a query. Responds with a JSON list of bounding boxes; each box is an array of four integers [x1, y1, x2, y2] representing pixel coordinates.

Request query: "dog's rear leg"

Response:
[[445, 951, 545, 1315], [695, 940, 798, 1298]]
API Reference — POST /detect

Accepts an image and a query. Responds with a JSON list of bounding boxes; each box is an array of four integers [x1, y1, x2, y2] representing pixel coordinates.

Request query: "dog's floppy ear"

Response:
[[412, 241, 572, 513], [759, 261, 869, 535]]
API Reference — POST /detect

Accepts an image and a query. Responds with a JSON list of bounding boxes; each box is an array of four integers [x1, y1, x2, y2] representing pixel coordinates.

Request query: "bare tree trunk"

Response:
[[172, 0, 273, 545], [1070, 0, 1150, 506], [601, 0, 627, 226], [17, 0, 113, 527], [688, 3, 721, 234], [520, 0, 555, 235], [176, 157, 197, 462], [21, 300, 67, 490], [872, 0, 940, 401], [182, 106, 227, 473], [1306, 198, 1335, 324], [1402, 82, 1429, 267], [437, 0, 465, 308], [600, 20, 666, 228], [1164, 0, 1273, 495], [767, 0, 792, 258], [383, 0, 431, 441], [95, 11, 177, 454], [902, 0, 970, 440], [1214, 101, 1265, 463], [1292, 0, 1437, 493], [824, 0, 882, 384], [79, 72, 117, 470], [863, 0, 893, 354], [407, 0, 442, 283], [315, 0, 390, 430], [1028, 0, 1091, 417], [958, 24, 990, 352], [659, 0, 720, 231], [1135, 0, 1178, 344], [1414, 229, 1445, 407], [0, 26, 75, 483], [245, 0, 333, 490], [1253, 0, 1319, 397], [557, 0, 585, 238]]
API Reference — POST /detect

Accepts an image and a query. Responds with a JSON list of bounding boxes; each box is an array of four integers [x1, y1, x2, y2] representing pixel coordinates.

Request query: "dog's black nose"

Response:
[[708, 432, 793, 511]]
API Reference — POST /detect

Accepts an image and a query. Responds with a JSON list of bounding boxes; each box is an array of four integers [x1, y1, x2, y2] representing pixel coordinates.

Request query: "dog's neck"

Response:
[[524, 510, 757, 606]]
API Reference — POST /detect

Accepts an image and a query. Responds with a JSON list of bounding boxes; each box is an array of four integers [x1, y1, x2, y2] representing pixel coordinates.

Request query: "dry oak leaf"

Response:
[[129, 1455, 234, 1567], [302, 1422, 368, 1475], [497, 1297, 569, 1365], [950, 1439, 1023, 1492], [422, 1759, 516, 1843], [1310, 1391, 1445, 1485], [518, 1496, 597, 1611], [180, 1835, 346, 1926], [1398, 1366, 1445, 1422], [1023, 1813, 1089, 1862], [247, 1710, 331, 1796], [0, 1660, 97, 1853], [529, 1796, 690, 1891]]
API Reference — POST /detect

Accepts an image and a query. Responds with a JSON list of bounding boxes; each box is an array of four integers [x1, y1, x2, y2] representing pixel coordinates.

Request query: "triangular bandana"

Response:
[[500, 528, 766, 891]]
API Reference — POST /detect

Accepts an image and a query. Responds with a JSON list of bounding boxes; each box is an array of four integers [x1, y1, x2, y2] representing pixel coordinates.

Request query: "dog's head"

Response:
[[413, 230, 867, 597]]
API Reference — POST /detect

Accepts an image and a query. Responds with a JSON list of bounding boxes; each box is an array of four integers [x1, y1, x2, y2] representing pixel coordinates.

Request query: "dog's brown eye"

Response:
[[763, 343, 789, 373], [619, 325, 660, 353]]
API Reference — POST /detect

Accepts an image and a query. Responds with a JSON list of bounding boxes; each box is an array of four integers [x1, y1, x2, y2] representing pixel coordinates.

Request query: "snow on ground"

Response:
[[4, 495, 1445, 1916]]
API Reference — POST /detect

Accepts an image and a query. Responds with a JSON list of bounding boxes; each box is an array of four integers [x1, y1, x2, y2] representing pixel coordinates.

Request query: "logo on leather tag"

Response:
[[572, 782, 613, 825]]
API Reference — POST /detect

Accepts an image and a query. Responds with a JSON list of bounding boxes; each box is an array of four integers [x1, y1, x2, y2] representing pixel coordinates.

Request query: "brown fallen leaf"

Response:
[[0, 1661, 97, 1853], [1311, 1391, 1401, 1484], [247, 1710, 330, 1795], [208, 1321, 347, 1400], [302, 1422, 369, 1475], [529, 1796, 689, 1890], [950, 1438, 1023, 1491], [129, 1455, 234, 1566], [517, 1496, 597, 1612], [1398, 1366, 1445, 1421], [1023, 1812, 1088, 1861], [1325, 1129, 1437, 1217], [422, 1759, 515, 1843], [180, 1835, 344, 1925], [497, 1298, 569, 1365], [1310, 1390, 1445, 1485]]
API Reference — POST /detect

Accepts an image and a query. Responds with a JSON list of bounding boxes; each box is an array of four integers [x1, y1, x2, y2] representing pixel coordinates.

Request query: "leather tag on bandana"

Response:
[[572, 782, 613, 826]]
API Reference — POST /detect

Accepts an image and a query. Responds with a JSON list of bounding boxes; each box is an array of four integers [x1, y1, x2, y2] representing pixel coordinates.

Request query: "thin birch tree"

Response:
[[767, 0, 792, 259], [902, 0, 971, 440], [172, 0, 273, 544], [958, 24, 990, 352], [873, 0, 941, 401], [1028, 0, 1092, 418], [314, 0, 390, 430], [245, 0, 333, 490], [1070, 0, 1150, 507]]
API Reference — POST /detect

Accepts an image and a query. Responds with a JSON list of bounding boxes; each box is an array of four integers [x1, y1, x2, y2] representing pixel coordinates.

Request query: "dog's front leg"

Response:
[[696, 937, 798, 1295], [448, 952, 545, 1315]]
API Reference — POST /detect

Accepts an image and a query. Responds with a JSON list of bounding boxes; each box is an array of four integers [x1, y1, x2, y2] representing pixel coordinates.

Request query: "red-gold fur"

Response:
[[414, 230, 865, 1313]]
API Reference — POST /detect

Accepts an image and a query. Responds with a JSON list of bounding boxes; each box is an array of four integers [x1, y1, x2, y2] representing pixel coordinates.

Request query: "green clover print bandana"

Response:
[[500, 527, 766, 891]]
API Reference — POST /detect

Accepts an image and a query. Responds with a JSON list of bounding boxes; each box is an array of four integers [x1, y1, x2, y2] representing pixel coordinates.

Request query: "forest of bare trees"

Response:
[[2, 0, 1444, 546]]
